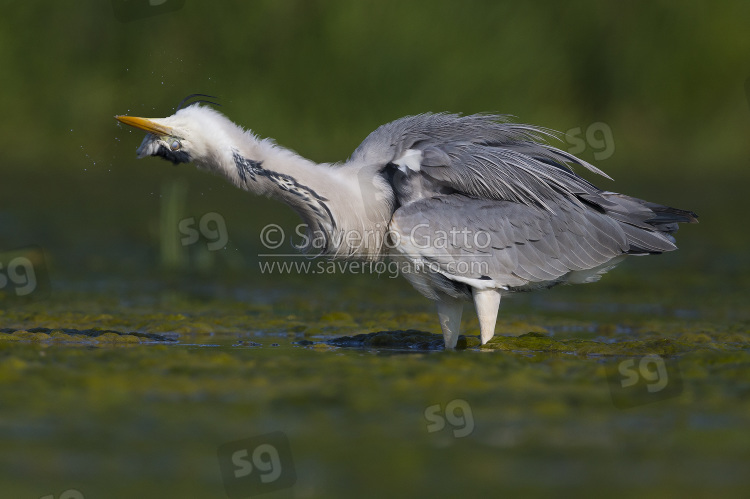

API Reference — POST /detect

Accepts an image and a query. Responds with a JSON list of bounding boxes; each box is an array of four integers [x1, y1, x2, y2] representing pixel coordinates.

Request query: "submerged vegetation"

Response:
[[1, 288, 749, 497]]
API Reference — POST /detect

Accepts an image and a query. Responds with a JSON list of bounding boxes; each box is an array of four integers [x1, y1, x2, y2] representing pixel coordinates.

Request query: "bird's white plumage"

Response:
[[393, 148, 423, 173]]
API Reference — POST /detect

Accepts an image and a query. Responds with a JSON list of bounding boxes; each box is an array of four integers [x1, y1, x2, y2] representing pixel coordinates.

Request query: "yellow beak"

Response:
[[115, 115, 172, 136]]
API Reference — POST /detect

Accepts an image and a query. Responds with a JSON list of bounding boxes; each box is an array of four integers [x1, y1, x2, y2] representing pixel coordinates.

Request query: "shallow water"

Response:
[[1, 170, 749, 498], [2, 280, 749, 498]]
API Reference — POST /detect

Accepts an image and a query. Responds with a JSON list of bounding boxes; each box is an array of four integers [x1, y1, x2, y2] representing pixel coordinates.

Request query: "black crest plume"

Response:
[[175, 93, 220, 111]]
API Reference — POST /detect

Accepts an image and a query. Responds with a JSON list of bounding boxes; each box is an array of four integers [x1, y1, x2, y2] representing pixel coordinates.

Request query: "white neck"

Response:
[[194, 126, 395, 259]]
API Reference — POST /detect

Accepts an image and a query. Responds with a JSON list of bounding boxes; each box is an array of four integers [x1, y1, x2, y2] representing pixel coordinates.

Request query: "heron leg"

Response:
[[436, 297, 463, 349], [472, 288, 501, 344]]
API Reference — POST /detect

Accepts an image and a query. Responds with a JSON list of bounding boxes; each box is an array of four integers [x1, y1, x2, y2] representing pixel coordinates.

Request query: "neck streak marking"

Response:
[[232, 150, 336, 233]]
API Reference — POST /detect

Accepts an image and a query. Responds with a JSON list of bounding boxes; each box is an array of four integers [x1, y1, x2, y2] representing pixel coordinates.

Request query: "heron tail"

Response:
[[639, 200, 699, 234], [587, 192, 698, 254]]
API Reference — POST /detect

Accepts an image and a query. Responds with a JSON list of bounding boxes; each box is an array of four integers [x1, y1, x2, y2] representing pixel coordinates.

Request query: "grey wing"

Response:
[[351, 113, 691, 254], [350, 113, 610, 211], [390, 195, 630, 295]]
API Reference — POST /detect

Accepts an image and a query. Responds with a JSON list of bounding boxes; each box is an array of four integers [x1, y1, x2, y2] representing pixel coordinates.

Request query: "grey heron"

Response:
[[116, 95, 697, 349]]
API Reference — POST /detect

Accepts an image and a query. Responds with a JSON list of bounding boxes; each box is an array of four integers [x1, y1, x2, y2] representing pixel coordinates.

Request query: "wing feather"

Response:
[[350, 113, 608, 212], [391, 195, 630, 289], [350, 113, 696, 266]]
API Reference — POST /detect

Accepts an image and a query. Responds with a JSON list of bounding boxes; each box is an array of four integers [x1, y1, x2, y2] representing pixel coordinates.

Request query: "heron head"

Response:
[[116, 95, 228, 166]]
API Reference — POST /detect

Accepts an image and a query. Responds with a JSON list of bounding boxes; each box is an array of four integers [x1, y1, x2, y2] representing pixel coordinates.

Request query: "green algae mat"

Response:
[[1, 267, 748, 499]]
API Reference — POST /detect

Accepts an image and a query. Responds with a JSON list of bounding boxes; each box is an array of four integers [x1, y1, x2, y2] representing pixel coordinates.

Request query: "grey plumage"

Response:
[[354, 112, 695, 260], [354, 113, 696, 345], [393, 195, 626, 297], [352, 113, 611, 211], [117, 106, 697, 349]]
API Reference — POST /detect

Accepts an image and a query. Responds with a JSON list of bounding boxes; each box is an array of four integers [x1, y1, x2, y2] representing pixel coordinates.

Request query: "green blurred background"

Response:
[[1, 0, 749, 279], [1, 1, 750, 498]]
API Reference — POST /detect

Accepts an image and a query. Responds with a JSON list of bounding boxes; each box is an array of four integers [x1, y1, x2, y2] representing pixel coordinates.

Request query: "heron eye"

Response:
[[170, 139, 181, 151]]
